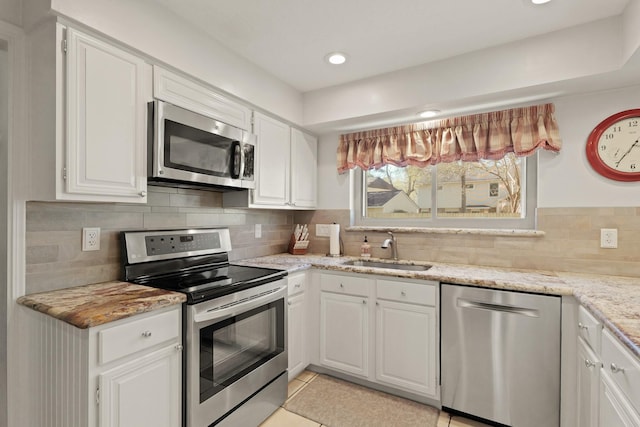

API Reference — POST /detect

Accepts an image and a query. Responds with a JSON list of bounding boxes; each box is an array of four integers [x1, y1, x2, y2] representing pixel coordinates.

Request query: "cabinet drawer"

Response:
[[376, 280, 436, 306], [98, 308, 180, 365], [288, 273, 306, 296], [578, 305, 602, 353], [602, 329, 640, 412], [320, 273, 371, 297]]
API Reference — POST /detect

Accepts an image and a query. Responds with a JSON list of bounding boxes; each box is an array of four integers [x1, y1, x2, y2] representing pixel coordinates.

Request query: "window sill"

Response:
[[345, 226, 545, 237]]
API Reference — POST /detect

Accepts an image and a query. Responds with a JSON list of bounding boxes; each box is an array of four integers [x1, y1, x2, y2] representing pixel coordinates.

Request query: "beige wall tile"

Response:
[[25, 187, 292, 294], [296, 208, 640, 278]]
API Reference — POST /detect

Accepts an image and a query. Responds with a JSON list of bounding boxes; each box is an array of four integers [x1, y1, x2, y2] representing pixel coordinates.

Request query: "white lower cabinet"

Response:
[[320, 291, 370, 377], [288, 272, 309, 380], [576, 337, 601, 427], [600, 371, 640, 426], [316, 272, 439, 400], [598, 329, 640, 426], [20, 305, 182, 427], [99, 344, 181, 427], [375, 299, 436, 396]]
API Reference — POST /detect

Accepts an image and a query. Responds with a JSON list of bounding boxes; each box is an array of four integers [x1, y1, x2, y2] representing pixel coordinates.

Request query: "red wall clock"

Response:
[[586, 109, 640, 182]]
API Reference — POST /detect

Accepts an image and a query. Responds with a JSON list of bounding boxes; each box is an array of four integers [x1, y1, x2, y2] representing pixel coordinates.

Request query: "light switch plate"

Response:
[[316, 224, 331, 237], [255, 224, 262, 238]]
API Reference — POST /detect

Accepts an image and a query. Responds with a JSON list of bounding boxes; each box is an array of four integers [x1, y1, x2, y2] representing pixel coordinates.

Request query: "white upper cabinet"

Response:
[[64, 28, 149, 202], [223, 114, 317, 209], [252, 112, 291, 206], [28, 21, 152, 203], [290, 128, 318, 208], [152, 66, 252, 130]]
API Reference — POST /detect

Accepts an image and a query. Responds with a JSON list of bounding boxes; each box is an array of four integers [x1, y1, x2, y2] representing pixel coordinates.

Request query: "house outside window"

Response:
[[356, 153, 537, 229]]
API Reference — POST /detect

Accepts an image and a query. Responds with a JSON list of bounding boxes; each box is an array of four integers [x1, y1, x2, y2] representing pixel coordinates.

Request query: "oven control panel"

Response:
[[145, 232, 222, 256], [123, 228, 233, 263]]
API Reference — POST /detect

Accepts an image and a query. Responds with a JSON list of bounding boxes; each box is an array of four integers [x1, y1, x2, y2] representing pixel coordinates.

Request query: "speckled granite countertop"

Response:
[[17, 281, 186, 329], [234, 253, 640, 358]]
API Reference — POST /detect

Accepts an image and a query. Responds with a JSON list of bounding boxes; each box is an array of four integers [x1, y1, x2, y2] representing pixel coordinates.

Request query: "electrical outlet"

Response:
[[255, 224, 262, 238], [316, 224, 331, 237], [82, 227, 101, 251], [600, 228, 618, 249]]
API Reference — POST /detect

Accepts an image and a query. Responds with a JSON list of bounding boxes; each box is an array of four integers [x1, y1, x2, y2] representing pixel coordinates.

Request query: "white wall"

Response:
[[45, 0, 304, 125], [317, 132, 350, 209], [0, 46, 8, 427], [318, 84, 640, 210], [539, 84, 640, 207], [0, 0, 21, 27]]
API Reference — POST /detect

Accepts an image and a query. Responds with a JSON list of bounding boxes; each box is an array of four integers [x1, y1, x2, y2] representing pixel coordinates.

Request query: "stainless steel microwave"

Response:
[[148, 100, 255, 190]]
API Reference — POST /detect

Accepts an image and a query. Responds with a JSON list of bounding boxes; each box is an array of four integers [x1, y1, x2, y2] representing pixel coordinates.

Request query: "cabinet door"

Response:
[[153, 65, 252, 130], [600, 372, 640, 427], [375, 299, 437, 397], [65, 28, 149, 202], [99, 344, 181, 427], [290, 128, 317, 208], [288, 292, 306, 380], [320, 292, 369, 377], [252, 112, 290, 206], [576, 338, 601, 427]]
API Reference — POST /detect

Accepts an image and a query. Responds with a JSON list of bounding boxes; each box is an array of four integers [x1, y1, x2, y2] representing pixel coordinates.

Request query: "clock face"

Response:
[[586, 110, 640, 181]]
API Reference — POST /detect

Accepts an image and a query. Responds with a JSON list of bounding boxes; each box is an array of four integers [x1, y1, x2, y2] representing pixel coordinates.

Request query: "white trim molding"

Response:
[[0, 18, 28, 427]]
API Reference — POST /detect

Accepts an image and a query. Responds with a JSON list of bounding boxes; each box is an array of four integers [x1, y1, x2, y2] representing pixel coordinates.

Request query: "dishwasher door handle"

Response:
[[457, 298, 540, 318]]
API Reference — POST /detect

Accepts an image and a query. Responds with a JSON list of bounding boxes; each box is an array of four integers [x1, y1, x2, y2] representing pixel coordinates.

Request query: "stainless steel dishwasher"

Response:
[[441, 283, 561, 427]]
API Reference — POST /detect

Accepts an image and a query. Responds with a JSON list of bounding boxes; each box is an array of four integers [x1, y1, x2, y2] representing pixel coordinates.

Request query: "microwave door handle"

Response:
[[230, 141, 241, 179]]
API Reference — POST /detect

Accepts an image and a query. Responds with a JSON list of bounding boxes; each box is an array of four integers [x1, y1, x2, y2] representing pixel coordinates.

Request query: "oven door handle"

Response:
[[192, 286, 286, 324]]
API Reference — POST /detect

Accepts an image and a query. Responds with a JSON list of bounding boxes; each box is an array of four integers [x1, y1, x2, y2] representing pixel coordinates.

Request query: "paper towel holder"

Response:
[[327, 223, 344, 257]]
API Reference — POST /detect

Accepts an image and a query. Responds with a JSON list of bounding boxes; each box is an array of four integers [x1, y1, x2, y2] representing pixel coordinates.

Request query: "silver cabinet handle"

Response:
[[295, 284, 301, 288], [611, 363, 626, 374], [339, 283, 344, 288], [139, 190, 147, 197], [401, 291, 406, 296], [175, 344, 183, 352], [362, 299, 366, 304], [584, 359, 598, 369], [287, 301, 291, 306], [141, 331, 152, 337], [578, 322, 589, 330]]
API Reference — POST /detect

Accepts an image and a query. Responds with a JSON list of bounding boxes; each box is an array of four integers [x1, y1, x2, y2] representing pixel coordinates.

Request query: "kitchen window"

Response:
[[353, 152, 537, 229]]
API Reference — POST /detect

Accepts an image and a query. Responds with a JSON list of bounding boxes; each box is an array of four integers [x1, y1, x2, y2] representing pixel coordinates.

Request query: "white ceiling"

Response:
[[151, 0, 629, 92]]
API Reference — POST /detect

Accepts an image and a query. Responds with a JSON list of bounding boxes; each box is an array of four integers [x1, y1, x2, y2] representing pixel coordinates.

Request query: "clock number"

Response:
[[629, 120, 639, 127], [600, 145, 607, 151], [604, 133, 614, 140], [612, 126, 622, 132]]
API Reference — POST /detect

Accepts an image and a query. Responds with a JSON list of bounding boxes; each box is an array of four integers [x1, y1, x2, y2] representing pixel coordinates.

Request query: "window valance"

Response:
[[337, 103, 562, 173]]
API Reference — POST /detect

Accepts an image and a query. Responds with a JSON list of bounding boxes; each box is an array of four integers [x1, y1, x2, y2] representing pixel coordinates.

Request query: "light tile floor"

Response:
[[260, 371, 490, 427]]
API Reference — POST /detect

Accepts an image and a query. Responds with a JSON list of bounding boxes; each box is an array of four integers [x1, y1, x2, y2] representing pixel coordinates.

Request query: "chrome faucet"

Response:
[[381, 231, 398, 260]]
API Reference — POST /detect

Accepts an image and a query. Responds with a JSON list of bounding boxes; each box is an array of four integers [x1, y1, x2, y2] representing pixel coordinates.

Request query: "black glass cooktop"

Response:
[[130, 264, 287, 304]]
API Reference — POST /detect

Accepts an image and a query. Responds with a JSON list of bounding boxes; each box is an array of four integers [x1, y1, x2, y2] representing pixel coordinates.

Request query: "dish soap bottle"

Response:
[[360, 236, 371, 258]]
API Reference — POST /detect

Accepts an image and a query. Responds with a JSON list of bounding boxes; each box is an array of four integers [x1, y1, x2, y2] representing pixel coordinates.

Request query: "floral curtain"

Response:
[[336, 103, 562, 173]]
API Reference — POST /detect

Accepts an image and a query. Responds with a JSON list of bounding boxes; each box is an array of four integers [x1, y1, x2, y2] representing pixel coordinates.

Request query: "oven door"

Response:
[[186, 280, 287, 427], [151, 100, 255, 189]]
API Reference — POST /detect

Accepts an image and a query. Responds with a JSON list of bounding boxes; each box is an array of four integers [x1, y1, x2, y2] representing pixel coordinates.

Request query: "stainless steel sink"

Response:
[[342, 260, 432, 271]]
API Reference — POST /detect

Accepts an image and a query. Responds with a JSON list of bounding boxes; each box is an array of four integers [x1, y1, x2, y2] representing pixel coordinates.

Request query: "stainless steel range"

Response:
[[122, 228, 288, 427]]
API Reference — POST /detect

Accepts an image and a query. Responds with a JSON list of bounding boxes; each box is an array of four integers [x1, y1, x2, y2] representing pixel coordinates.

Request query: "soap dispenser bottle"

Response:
[[360, 236, 371, 258]]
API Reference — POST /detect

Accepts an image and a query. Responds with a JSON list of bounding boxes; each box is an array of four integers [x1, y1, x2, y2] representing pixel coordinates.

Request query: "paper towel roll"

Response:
[[329, 224, 340, 256]]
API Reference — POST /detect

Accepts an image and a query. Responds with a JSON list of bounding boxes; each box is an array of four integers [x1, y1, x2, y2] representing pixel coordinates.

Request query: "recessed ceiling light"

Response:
[[325, 52, 347, 65], [531, 0, 551, 4], [418, 110, 440, 118]]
